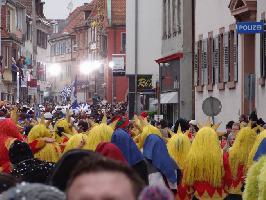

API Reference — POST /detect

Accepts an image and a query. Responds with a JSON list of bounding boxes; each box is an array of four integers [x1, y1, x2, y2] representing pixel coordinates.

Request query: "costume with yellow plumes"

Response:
[[223, 126, 257, 199], [63, 133, 88, 154], [247, 130, 266, 168], [83, 115, 117, 151], [243, 156, 266, 200], [54, 109, 78, 146], [28, 115, 61, 163], [0, 108, 24, 173], [167, 126, 191, 200], [133, 116, 162, 149], [183, 123, 226, 200]]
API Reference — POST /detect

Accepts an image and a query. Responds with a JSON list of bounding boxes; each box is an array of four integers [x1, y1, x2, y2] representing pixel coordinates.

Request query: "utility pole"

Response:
[[32, 0, 37, 78], [32, 0, 39, 118], [134, 0, 139, 114]]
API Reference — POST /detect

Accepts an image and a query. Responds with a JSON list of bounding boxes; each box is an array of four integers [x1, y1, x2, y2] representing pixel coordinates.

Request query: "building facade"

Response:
[[156, 0, 193, 123], [1, 0, 26, 103], [126, 0, 162, 118], [194, 0, 266, 129], [256, 0, 266, 118], [105, 0, 128, 104]]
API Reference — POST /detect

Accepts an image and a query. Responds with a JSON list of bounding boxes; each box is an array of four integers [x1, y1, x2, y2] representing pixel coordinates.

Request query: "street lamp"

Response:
[[79, 60, 102, 100], [48, 63, 61, 77], [47, 63, 61, 103]]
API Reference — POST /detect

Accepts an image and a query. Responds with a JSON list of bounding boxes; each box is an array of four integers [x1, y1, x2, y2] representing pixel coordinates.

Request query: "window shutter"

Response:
[[213, 36, 219, 84], [194, 42, 198, 86], [223, 33, 229, 82], [208, 37, 213, 85], [202, 39, 208, 85], [234, 31, 238, 81]]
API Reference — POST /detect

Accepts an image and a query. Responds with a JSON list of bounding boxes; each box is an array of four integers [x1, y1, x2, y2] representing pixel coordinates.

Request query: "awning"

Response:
[[155, 53, 183, 64], [160, 92, 178, 104]]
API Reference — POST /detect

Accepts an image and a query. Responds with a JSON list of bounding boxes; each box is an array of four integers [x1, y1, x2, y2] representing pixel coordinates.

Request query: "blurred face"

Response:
[[67, 171, 135, 200], [232, 123, 240, 133]]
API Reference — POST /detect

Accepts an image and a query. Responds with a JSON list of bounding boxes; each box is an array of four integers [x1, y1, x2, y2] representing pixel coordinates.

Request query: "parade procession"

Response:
[[0, 101, 266, 200], [1, 0, 266, 199]]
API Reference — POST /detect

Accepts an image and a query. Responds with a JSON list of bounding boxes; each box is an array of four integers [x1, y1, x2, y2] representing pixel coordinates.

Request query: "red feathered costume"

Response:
[[0, 119, 24, 173]]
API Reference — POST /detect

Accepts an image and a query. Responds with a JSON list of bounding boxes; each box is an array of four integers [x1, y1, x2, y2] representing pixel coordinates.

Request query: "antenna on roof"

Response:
[[67, 0, 74, 15]]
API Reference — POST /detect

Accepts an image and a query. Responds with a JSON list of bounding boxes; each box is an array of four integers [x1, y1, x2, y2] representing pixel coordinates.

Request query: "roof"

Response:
[[18, 0, 46, 18], [18, 0, 32, 15], [49, 2, 95, 40], [111, 0, 126, 26]]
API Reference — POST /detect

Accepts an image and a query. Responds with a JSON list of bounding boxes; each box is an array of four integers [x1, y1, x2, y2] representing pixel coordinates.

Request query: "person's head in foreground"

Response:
[[1, 182, 66, 200], [138, 185, 174, 200], [67, 157, 145, 200]]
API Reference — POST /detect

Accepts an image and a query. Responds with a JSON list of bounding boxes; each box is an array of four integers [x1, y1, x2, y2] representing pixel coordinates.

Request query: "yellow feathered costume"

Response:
[[83, 116, 115, 150], [248, 131, 266, 168], [28, 124, 61, 163], [63, 133, 88, 154], [243, 156, 266, 200], [228, 127, 257, 179], [167, 127, 191, 170]]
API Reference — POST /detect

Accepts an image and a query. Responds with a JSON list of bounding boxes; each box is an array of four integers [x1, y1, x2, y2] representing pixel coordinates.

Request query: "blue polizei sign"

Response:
[[236, 22, 264, 34]]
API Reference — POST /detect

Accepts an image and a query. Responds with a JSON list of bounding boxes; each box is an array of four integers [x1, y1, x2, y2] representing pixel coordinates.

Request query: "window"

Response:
[[162, 0, 167, 39], [194, 40, 202, 86], [202, 39, 208, 85], [219, 33, 224, 83], [121, 32, 126, 53], [223, 33, 229, 82], [5, 46, 9, 68], [213, 36, 220, 84], [26, 22, 31, 41], [260, 19, 266, 78], [6, 9, 11, 32], [16, 8, 23, 30], [172, 0, 177, 36], [37, 30, 47, 49], [207, 36, 213, 85], [229, 30, 238, 82], [167, 0, 171, 38], [177, 0, 181, 34], [194, 42, 199, 86], [100, 35, 107, 57]]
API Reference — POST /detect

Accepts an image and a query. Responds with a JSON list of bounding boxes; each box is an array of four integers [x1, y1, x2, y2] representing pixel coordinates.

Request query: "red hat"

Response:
[[140, 112, 148, 119]]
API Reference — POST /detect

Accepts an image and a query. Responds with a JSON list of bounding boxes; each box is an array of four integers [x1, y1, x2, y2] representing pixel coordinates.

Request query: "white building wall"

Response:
[[126, 0, 161, 85], [195, 0, 241, 130], [256, 0, 266, 118]]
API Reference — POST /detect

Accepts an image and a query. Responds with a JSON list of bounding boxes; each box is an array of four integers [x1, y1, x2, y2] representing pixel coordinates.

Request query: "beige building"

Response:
[[195, 0, 266, 129]]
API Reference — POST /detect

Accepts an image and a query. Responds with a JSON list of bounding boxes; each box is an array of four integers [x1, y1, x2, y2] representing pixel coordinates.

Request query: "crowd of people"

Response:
[[0, 100, 266, 200]]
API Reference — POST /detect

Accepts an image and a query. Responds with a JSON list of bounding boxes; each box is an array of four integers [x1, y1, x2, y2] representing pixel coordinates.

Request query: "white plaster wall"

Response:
[[162, 0, 183, 56], [195, 0, 236, 37], [256, 0, 266, 118], [195, 0, 241, 130], [126, 0, 161, 85]]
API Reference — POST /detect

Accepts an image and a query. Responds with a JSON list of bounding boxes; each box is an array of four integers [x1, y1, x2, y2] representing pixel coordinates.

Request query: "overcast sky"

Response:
[[44, 0, 90, 19]]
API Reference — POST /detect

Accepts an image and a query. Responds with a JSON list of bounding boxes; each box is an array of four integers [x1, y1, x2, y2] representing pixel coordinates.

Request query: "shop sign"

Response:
[[137, 75, 153, 92]]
